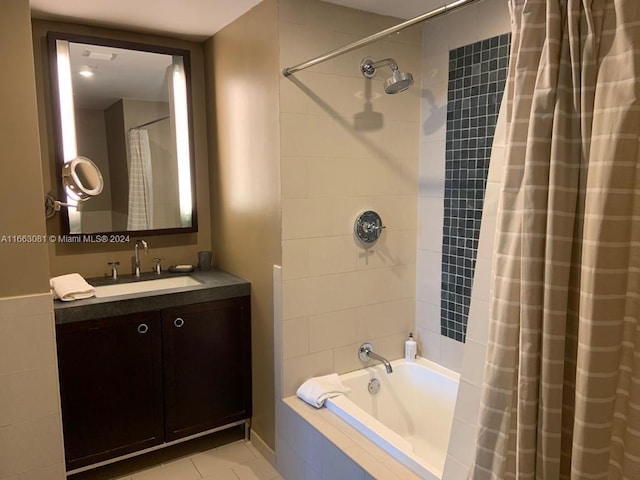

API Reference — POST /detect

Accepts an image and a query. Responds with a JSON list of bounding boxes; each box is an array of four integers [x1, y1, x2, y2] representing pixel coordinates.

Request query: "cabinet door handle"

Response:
[[137, 323, 149, 334], [174, 318, 185, 328]]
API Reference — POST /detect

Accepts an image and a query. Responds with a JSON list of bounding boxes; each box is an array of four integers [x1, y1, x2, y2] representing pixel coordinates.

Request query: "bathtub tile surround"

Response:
[[417, 0, 510, 374], [415, 2, 513, 477], [279, 0, 423, 399], [413, 1, 510, 476], [440, 32, 510, 343], [275, 0, 427, 477]]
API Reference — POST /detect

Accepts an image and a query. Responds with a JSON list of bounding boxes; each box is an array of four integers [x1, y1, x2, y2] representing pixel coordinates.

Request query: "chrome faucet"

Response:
[[358, 343, 393, 374], [133, 240, 148, 277]]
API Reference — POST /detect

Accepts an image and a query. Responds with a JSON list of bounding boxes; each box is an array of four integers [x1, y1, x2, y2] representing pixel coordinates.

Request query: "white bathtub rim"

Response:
[[326, 395, 437, 479], [282, 396, 425, 479], [325, 356, 459, 479], [339, 355, 460, 382]]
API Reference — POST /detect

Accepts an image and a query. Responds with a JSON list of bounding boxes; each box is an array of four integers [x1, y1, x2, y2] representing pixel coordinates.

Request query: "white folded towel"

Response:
[[50, 273, 96, 301], [296, 373, 350, 408]]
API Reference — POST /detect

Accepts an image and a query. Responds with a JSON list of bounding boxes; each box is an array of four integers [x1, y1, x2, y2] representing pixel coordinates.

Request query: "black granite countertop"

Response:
[[53, 269, 250, 324]]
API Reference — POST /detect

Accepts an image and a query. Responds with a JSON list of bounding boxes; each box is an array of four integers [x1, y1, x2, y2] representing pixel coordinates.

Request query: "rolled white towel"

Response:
[[50, 273, 96, 301], [296, 373, 350, 408]]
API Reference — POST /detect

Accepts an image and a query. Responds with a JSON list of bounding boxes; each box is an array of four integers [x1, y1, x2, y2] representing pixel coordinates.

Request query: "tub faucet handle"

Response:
[[363, 222, 385, 233], [107, 261, 120, 280], [152, 257, 163, 275], [358, 342, 393, 374]]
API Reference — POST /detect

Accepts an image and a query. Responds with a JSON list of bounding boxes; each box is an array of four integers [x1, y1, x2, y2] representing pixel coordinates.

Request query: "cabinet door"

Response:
[[56, 312, 163, 470], [162, 297, 251, 441]]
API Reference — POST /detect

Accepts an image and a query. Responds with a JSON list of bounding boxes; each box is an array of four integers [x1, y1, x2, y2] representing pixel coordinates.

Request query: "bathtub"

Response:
[[325, 357, 459, 479]]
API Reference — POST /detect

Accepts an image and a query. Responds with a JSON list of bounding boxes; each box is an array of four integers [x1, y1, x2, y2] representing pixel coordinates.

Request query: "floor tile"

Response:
[[214, 441, 259, 463], [131, 457, 205, 480], [130, 465, 163, 480], [232, 464, 261, 480], [192, 441, 257, 476], [233, 457, 281, 480], [156, 458, 201, 480], [68, 430, 280, 480], [200, 469, 238, 480]]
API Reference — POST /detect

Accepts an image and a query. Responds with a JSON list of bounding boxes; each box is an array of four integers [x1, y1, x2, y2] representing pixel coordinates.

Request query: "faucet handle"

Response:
[[358, 342, 374, 362], [107, 261, 120, 280], [152, 257, 163, 274], [363, 222, 386, 233]]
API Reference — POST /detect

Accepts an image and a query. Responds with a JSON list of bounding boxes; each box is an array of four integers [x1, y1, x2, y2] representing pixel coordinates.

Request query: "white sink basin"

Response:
[[93, 276, 202, 298]]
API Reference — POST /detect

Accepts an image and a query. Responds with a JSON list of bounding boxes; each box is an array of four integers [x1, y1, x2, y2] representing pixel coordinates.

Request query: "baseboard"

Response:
[[250, 429, 276, 467]]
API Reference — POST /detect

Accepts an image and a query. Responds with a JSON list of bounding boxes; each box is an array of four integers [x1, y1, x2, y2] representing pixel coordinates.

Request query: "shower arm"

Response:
[[361, 58, 399, 77], [369, 58, 398, 70], [282, 0, 480, 77]]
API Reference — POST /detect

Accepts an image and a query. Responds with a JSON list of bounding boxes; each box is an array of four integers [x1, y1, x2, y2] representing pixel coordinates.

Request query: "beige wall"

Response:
[[0, 1, 50, 297], [31, 19, 212, 278], [278, 0, 422, 398], [104, 99, 129, 229], [0, 1, 65, 479], [75, 108, 112, 214], [206, 0, 281, 450]]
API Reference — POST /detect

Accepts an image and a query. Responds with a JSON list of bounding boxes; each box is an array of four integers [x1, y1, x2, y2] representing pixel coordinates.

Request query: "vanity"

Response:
[[53, 270, 251, 473], [36, 19, 254, 475]]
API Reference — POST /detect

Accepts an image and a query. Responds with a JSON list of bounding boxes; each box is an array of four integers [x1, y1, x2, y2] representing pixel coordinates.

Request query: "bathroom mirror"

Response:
[[47, 32, 197, 236]]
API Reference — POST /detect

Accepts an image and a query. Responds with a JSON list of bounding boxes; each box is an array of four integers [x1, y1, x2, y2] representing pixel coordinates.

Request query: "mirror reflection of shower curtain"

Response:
[[127, 128, 153, 230]]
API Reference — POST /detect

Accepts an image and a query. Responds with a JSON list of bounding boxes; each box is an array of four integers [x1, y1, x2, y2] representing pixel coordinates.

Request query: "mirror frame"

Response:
[[47, 31, 198, 237]]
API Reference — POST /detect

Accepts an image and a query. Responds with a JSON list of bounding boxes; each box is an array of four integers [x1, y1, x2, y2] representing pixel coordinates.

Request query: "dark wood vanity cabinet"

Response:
[[162, 298, 252, 441], [55, 296, 251, 471], [56, 311, 164, 470]]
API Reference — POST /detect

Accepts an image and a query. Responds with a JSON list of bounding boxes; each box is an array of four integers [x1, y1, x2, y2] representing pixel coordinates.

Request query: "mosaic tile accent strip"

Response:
[[441, 33, 511, 342]]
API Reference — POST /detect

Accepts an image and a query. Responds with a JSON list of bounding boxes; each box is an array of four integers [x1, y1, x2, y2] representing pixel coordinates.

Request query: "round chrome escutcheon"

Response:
[[354, 210, 385, 247], [368, 378, 381, 395]]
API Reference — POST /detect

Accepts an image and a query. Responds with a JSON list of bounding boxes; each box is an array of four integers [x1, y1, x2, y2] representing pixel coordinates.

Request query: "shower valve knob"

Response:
[[354, 211, 385, 247], [363, 222, 385, 233]]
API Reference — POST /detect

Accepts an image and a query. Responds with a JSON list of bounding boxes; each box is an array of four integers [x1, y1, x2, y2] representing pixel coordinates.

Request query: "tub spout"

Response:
[[358, 343, 393, 373]]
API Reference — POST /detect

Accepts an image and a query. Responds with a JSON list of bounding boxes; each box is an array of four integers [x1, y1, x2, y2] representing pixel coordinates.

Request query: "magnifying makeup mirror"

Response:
[[45, 156, 104, 219]]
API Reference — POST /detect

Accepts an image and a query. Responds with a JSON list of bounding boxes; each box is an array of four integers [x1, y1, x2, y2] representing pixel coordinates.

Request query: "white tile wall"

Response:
[[415, 0, 511, 477], [279, 0, 423, 399], [0, 293, 65, 480], [416, 0, 509, 374], [416, 1, 509, 363]]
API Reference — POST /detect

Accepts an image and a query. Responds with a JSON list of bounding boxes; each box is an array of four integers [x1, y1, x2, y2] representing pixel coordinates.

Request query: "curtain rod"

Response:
[[129, 115, 170, 131], [282, 0, 479, 77]]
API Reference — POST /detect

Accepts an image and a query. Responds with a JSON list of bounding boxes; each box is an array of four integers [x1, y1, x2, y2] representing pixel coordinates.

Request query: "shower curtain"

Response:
[[471, 1, 640, 478], [127, 128, 153, 230]]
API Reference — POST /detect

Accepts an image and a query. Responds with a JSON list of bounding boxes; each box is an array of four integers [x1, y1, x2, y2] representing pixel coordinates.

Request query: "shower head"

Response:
[[360, 57, 414, 94], [384, 70, 414, 94]]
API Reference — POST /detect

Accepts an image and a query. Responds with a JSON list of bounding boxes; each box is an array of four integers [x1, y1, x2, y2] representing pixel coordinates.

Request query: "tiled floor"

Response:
[[69, 428, 283, 480]]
